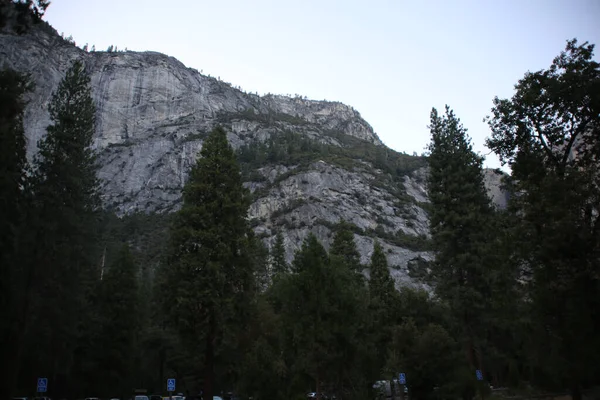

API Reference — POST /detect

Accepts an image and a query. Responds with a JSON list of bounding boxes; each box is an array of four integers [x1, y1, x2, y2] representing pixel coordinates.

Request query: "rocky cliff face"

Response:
[[1, 28, 380, 208], [0, 26, 507, 288]]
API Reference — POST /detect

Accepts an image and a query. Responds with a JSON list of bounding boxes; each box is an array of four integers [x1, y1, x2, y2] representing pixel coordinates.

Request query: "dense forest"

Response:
[[1, 2, 599, 400]]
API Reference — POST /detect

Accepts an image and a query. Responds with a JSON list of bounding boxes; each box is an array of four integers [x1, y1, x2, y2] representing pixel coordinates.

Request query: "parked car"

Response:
[[161, 396, 183, 400], [306, 393, 328, 399]]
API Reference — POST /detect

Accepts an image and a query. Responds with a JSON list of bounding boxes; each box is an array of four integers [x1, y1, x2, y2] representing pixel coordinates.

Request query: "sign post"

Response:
[[37, 378, 48, 398], [476, 370, 485, 400], [167, 378, 176, 399], [398, 373, 406, 400]]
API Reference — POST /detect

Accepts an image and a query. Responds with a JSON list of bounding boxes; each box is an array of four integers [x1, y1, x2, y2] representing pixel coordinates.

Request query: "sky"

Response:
[[44, 0, 600, 169]]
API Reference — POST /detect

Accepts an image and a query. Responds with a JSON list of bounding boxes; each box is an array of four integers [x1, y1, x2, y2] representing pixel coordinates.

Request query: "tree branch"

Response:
[[592, 209, 600, 241], [531, 109, 560, 167], [560, 116, 592, 169]]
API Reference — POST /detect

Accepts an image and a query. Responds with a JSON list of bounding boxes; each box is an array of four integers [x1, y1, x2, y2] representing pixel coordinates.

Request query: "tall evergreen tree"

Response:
[[386, 318, 460, 400], [97, 244, 138, 397], [486, 39, 600, 398], [285, 234, 332, 397], [367, 241, 398, 382], [160, 126, 255, 400], [25, 59, 99, 397], [0, 69, 29, 272], [330, 221, 362, 277], [237, 295, 287, 400], [426, 106, 496, 377], [277, 234, 364, 400], [368, 241, 396, 308], [0, 68, 32, 400], [247, 230, 270, 294], [270, 231, 288, 277], [385, 288, 474, 400], [328, 226, 370, 399]]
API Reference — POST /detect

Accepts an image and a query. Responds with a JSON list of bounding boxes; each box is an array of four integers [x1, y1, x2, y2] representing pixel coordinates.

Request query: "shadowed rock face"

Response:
[[1, 26, 507, 288]]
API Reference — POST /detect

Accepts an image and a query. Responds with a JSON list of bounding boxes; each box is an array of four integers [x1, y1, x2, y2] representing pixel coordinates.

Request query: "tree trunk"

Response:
[[5, 246, 38, 398], [203, 311, 216, 400], [465, 340, 475, 368], [2, 327, 23, 399], [316, 372, 321, 400], [571, 386, 582, 400], [159, 348, 165, 393]]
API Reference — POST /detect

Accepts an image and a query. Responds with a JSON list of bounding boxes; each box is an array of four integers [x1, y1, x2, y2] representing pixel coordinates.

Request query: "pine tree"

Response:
[[32, 59, 99, 213], [270, 231, 288, 277], [160, 126, 255, 400], [328, 226, 370, 399], [0, 69, 29, 267], [385, 287, 473, 399], [367, 241, 397, 381], [368, 241, 396, 306], [330, 221, 362, 277], [386, 318, 460, 400], [486, 39, 600, 398], [0, 68, 29, 326], [21, 0, 49, 18], [98, 244, 138, 396], [248, 230, 270, 294], [27, 59, 99, 396], [0, 0, 50, 32], [277, 234, 364, 399], [426, 106, 497, 377], [0, 68, 32, 400], [237, 295, 287, 400]]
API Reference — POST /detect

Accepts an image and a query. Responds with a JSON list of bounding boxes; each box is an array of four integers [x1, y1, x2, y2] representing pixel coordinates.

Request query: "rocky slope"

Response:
[[0, 25, 506, 288]]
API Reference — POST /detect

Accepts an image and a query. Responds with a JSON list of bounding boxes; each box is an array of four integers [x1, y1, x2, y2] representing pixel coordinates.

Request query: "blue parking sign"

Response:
[[167, 378, 176, 392], [399, 373, 406, 384], [37, 378, 48, 393], [476, 370, 483, 381]]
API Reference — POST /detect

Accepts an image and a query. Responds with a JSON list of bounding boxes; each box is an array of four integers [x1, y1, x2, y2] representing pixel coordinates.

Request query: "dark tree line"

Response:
[[424, 39, 600, 400]]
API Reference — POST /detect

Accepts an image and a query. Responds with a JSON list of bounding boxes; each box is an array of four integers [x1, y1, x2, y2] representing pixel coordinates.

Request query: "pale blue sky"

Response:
[[44, 0, 600, 169]]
